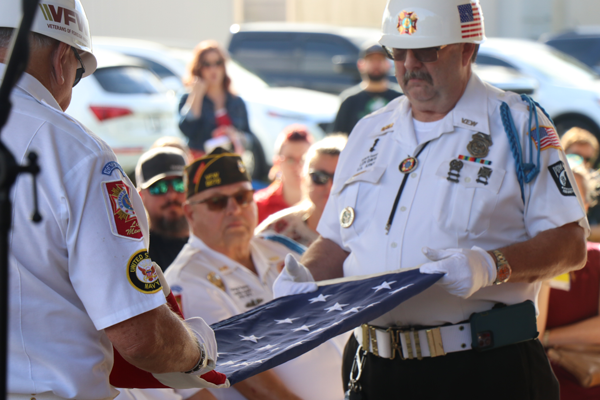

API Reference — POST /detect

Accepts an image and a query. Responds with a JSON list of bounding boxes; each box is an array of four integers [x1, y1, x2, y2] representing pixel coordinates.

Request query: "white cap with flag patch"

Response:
[[379, 0, 486, 49]]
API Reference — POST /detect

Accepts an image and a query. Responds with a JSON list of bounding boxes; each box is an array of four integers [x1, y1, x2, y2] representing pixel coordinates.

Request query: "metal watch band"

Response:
[[183, 341, 206, 374], [492, 250, 511, 285]]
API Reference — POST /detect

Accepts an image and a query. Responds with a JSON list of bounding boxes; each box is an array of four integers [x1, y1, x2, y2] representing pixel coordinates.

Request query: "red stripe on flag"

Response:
[[462, 33, 483, 38], [461, 22, 481, 28], [462, 28, 482, 34]]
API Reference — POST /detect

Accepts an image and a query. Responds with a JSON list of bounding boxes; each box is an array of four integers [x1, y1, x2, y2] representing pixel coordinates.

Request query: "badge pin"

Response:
[[340, 207, 356, 229], [461, 118, 478, 127], [467, 133, 493, 158], [399, 157, 418, 174], [207, 272, 225, 291], [381, 123, 394, 132], [476, 167, 493, 185], [447, 160, 464, 183], [370, 138, 380, 152], [237, 160, 246, 174]]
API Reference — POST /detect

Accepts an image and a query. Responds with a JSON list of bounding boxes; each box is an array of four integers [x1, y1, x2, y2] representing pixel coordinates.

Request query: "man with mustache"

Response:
[[137, 147, 190, 271], [333, 43, 401, 136], [274, 0, 589, 399]]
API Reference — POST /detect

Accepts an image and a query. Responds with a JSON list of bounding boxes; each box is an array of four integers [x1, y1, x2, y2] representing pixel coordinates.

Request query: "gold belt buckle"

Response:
[[387, 327, 404, 360], [425, 327, 446, 357], [361, 324, 380, 357]]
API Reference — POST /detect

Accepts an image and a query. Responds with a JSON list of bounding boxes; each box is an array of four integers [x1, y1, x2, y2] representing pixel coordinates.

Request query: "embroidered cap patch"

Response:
[[127, 250, 162, 294]]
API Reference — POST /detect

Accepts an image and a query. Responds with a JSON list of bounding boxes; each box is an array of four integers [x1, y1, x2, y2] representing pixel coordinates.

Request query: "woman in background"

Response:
[[178, 40, 267, 179], [256, 134, 347, 247]]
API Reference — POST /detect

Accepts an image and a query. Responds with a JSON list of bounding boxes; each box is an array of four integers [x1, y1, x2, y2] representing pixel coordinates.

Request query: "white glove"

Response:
[[153, 317, 228, 389], [419, 246, 497, 299], [272, 254, 318, 298]]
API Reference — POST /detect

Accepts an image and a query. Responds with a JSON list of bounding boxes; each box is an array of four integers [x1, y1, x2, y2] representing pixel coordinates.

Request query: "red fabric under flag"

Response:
[[458, 2, 483, 39], [109, 292, 228, 389]]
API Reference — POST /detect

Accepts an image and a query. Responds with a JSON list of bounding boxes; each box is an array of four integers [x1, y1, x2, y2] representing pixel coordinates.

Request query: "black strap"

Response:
[[385, 142, 430, 234]]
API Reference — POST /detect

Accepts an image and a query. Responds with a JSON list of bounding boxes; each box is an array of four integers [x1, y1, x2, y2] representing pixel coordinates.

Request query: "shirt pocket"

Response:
[[331, 166, 386, 246], [434, 159, 506, 237]]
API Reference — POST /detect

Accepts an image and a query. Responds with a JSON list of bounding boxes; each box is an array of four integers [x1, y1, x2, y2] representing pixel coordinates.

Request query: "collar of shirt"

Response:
[[392, 73, 491, 152], [0, 63, 62, 111], [187, 234, 273, 280]]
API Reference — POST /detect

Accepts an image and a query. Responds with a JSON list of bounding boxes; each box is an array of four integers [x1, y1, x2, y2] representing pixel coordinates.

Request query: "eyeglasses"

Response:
[[382, 45, 449, 64], [148, 178, 185, 196], [201, 60, 224, 69], [72, 47, 85, 87], [188, 189, 255, 211], [309, 169, 334, 185]]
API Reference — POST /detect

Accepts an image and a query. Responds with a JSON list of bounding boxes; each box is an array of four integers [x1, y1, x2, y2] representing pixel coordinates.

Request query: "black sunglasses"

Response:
[[382, 45, 448, 64], [189, 189, 255, 212], [309, 170, 334, 186], [201, 60, 224, 68], [148, 178, 185, 196], [72, 47, 85, 87]]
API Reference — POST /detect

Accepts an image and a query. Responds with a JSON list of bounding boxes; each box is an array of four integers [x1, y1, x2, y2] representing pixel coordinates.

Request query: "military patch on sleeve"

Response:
[[127, 250, 162, 294], [102, 180, 143, 240], [102, 161, 125, 177], [548, 161, 575, 197]]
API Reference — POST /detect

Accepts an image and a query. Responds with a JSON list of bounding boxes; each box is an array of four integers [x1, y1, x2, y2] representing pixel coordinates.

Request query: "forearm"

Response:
[[495, 222, 586, 283], [106, 304, 200, 374], [233, 370, 302, 400], [546, 315, 600, 346], [301, 236, 348, 281], [186, 92, 204, 118]]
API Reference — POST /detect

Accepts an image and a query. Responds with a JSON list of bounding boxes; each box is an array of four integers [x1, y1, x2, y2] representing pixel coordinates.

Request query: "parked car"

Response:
[[476, 38, 600, 137], [540, 27, 600, 75], [67, 48, 182, 172], [93, 37, 339, 164], [228, 23, 382, 94]]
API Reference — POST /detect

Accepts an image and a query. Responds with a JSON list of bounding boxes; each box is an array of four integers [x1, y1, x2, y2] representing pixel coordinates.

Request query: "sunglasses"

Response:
[[309, 170, 334, 185], [382, 45, 448, 64], [148, 178, 185, 196], [201, 60, 224, 69], [189, 189, 255, 211], [72, 47, 85, 87]]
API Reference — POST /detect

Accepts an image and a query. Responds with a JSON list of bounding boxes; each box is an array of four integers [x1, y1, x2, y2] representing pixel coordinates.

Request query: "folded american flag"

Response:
[[211, 269, 442, 384]]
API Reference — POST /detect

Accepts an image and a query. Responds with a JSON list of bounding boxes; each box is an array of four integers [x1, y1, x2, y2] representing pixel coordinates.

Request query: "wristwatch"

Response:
[[183, 340, 207, 374], [491, 250, 512, 285]]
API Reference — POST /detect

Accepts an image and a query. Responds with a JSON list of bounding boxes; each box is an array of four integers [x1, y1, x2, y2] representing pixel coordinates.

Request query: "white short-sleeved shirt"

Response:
[[165, 235, 345, 400], [318, 73, 589, 328], [4, 65, 166, 400]]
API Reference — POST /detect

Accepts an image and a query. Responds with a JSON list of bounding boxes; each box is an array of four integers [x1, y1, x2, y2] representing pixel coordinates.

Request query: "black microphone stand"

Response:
[[0, 0, 43, 397]]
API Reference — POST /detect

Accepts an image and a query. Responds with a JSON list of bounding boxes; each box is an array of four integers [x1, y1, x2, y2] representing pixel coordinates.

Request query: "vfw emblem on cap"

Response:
[[398, 11, 418, 35]]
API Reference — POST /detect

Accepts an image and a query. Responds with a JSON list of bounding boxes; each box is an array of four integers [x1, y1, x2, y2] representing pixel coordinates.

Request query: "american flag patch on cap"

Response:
[[457, 2, 483, 39]]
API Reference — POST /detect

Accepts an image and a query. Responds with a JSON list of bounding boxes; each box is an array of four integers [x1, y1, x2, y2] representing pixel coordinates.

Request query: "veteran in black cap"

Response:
[[165, 147, 345, 399]]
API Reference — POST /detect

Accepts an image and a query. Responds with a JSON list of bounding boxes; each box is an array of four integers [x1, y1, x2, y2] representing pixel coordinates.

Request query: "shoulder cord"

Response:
[[499, 94, 553, 202]]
